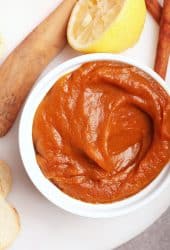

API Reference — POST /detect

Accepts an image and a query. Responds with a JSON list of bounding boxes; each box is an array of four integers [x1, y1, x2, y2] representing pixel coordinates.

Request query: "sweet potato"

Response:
[[0, 0, 77, 136]]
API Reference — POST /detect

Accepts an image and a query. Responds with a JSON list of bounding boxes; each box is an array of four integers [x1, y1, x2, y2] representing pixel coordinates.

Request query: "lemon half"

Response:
[[67, 0, 146, 53]]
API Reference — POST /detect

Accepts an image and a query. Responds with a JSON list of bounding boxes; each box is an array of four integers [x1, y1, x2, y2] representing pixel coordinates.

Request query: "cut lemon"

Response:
[[67, 0, 146, 53]]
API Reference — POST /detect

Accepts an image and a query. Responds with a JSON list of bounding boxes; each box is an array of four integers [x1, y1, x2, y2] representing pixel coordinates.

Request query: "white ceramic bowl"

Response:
[[19, 53, 170, 218]]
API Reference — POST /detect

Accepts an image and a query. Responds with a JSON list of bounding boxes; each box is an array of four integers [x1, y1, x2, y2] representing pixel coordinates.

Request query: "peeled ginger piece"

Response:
[[0, 197, 20, 250]]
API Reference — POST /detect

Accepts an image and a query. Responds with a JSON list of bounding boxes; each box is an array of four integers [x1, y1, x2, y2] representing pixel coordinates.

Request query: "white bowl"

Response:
[[19, 53, 170, 218]]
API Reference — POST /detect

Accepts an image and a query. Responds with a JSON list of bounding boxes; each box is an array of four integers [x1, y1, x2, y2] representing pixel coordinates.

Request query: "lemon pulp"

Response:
[[67, 0, 146, 53]]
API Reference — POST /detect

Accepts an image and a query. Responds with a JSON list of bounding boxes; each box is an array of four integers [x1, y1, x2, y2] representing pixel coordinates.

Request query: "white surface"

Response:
[[19, 53, 170, 218], [0, 0, 170, 249]]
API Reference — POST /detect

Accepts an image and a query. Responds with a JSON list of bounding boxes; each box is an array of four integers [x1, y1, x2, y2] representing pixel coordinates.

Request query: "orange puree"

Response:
[[33, 61, 170, 203]]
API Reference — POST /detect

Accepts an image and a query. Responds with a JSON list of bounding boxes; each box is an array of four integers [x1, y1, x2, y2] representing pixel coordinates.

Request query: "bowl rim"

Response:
[[19, 53, 170, 218]]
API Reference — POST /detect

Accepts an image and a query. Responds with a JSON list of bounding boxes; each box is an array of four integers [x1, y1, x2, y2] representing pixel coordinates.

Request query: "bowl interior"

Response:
[[19, 53, 170, 218]]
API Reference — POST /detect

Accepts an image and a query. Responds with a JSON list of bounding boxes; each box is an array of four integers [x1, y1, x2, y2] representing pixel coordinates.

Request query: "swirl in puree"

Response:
[[33, 61, 170, 203]]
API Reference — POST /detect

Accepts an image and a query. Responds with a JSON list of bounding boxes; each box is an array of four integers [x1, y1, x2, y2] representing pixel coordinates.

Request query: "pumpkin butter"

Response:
[[33, 61, 170, 203]]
